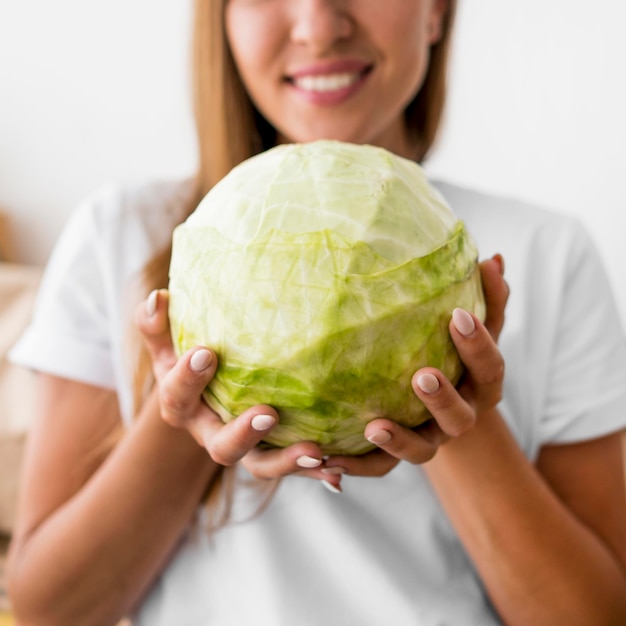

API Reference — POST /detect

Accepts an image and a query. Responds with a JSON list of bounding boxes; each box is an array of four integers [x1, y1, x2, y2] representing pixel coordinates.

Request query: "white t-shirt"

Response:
[[10, 178, 626, 625]]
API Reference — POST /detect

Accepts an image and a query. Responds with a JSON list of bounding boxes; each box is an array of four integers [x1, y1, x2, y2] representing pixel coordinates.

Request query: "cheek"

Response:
[[387, 15, 432, 81], [225, 10, 278, 84]]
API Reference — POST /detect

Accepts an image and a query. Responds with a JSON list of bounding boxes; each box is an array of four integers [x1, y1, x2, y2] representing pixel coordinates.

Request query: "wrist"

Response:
[[134, 390, 218, 479], [427, 407, 521, 479]]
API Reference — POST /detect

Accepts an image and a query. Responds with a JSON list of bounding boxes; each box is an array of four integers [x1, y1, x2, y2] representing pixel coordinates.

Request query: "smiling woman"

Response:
[[225, 0, 448, 157], [4, 0, 626, 624]]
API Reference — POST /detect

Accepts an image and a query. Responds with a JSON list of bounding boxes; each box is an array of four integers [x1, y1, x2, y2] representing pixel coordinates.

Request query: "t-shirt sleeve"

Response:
[[539, 220, 626, 444], [9, 195, 116, 389]]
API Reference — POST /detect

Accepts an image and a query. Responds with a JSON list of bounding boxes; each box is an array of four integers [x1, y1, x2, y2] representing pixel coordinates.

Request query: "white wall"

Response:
[[1, 1, 625, 330], [426, 0, 626, 331], [0, 1, 195, 263]]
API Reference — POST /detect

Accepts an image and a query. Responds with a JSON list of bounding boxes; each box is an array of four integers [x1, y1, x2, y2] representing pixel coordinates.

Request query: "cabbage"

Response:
[[168, 140, 485, 455]]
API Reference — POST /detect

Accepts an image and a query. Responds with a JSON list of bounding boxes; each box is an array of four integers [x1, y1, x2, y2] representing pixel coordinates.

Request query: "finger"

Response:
[[412, 370, 477, 437], [159, 346, 217, 428], [135, 289, 177, 379], [203, 405, 301, 468], [325, 446, 400, 477], [448, 308, 505, 410], [240, 439, 327, 480], [360, 417, 448, 465], [479, 255, 509, 341]]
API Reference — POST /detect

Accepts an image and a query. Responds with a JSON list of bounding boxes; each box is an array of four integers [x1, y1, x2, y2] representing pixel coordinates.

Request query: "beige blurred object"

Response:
[[0, 211, 16, 263], [623, 430, 626, 488], [0, 213, 42, 533]]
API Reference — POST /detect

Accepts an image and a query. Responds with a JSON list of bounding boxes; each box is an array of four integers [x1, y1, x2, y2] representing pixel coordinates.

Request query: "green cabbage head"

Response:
[[169, 140, 485, 455]]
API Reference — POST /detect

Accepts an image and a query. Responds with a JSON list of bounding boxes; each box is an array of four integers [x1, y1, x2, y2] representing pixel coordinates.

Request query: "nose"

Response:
[[290, 0, 354, 53]]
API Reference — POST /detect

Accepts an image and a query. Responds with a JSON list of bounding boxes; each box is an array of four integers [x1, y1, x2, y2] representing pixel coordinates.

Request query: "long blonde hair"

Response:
[[132, 0, 458, 521]]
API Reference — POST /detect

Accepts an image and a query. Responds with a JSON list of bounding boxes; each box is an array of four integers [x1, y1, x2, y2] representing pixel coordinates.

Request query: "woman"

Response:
[[8, 1, 626, 624]]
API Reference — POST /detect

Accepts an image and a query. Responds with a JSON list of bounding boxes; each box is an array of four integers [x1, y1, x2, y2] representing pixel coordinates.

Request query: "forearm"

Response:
[[9, 392, 218, 626], [425, 409, 626, 626]]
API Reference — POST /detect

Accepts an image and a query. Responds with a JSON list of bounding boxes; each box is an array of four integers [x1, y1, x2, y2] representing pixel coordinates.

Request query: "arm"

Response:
[[416, 261, 626, 624], [422, 262, 626, 623], [7, 376, 218, 626], [7, 288, 341, 625], [425, 411, 626, 626], [330, 257, 626, 623]]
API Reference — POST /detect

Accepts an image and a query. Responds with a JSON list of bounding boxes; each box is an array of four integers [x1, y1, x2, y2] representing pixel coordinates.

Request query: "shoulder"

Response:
[[8, 178, 197, 393], [431, 180, 600, 294], [47, 178, 196, 285], [68, 177, 195, 251], [31, 176, 197, 333], [432, 180, 586, 252]]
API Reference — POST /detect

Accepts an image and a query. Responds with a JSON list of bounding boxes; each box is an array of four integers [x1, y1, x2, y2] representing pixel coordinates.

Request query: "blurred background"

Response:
[[0, 0, 625, 331]]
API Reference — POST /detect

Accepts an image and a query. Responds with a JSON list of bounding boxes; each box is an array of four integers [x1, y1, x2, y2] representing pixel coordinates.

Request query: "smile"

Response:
[[291, 72, 363, 93]]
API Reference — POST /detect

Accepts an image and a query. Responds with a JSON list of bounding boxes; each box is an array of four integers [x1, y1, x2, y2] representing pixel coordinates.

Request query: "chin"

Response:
[[285, 128, 371, 147]]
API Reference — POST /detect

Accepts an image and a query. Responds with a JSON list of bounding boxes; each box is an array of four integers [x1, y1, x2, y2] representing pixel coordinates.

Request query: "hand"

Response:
[[325, 254, 509, 477], [135, 289, 340, 488]]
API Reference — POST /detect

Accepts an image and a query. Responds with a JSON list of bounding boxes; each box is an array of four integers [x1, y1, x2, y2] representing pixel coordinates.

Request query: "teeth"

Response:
[[293, 72, 360, 93]]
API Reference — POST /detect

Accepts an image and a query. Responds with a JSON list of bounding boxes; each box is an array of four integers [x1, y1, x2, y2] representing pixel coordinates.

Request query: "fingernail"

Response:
[[416, 373, 439, 394], [367, 429, 392, 445], [493, 253, 505, 275], [452, 308, 475, 337], [321, 480, 342, 494], [146, 289, 158, 316], [321, 466, 346, 476], [190, 348, 212, 372], [296, 455, 322, 469], [251, 414, 276, 432]]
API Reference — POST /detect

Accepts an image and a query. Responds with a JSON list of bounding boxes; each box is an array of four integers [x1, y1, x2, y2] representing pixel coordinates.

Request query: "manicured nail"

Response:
[[416, 373, 439, 394], [251, 414, 276, 432], [367, 429, 392, 445], [493, 253, 505, 275], [190, 349, 212, 372], [452, 308, 475, 337], [321, 466, 346, 476], [296, 455, 322, 469], [146, 289, 158, 316], [321, 480, 342, 494]]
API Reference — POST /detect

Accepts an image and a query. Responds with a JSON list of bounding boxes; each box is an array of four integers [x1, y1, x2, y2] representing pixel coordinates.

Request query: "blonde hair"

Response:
[[131, 0, 458, 524]]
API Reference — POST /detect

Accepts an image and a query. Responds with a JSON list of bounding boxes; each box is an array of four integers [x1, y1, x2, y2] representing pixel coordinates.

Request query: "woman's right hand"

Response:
[[136, 289, 342, 489]]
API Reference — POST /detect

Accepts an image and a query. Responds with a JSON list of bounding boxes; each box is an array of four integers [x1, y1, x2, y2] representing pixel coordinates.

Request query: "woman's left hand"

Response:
[[324, 254, 509, 478]]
